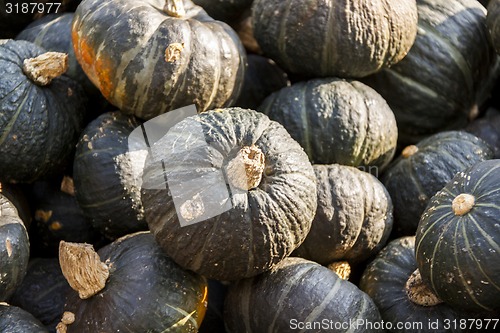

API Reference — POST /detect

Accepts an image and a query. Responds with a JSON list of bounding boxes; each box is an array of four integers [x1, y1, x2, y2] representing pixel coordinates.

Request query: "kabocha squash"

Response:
[[193, 0, 253, 22], [142, 108, 317, 281], [224, 257, 382, 333], [360, 237, 466, 332], [0, 40, 87, 183], [251, 0, 418, 78], [0, 303, 48, 333], [294, 164, 394, 265], [72, 0, 246, 120], [0, 194, 29, 302], [58, 232, 208, 333], [487, 0, 500, 54], [364, 0, 497, 144], [466, 108, 500, 158], [73, 112, 148, 240], [258, 78, 398, 168], [416, 159, 500, 312], [381, 131, 493, 236], [10, 258, 72, 333]]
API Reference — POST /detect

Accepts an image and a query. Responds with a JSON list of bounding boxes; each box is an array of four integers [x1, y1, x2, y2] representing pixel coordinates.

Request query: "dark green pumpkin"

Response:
[[0, 194, 29, 302], [0, 40, 87, 183], [234, 54, 289, 110], [364, 0, 497, 144], [72, 0, 246, 120], [294, 164, 393, 265], [0, 303, 48, 333], [258, 78, 398, 169], [251, 0, 418, 78], [60, 232, 208, 333], [360, 237, 466, 332], [9, 258, 72, 333], [466, 108, 500, 158], [73, 111, 148, 240], [416, 159, 500, 312], [487, 0, 500, 54], [225, 257, 382, 333], [382, 131, 493, 236], [193, 0, 253, 22], [142, 108, 317, 281]]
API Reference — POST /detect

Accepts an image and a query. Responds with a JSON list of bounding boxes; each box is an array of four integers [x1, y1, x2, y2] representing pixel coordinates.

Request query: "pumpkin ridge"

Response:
[[0, 84, 33, 147], [468, 214, 500, 254], [472, 163, 500, 193], [351, 81, 374, 166], [277, 0, 294, 72], [321, 0, 336, 74], [301, 82, 314, 159]]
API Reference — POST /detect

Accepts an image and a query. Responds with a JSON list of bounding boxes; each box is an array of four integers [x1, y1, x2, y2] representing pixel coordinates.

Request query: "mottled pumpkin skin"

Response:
[[360, 237, 466, 332], [0, 304, 48, 333], [258, 78, 398, 169], [382, 131, 493, 236], [193, 0, 253, 22], [0, 40, 87, 183], [64, 232, 208, 333], [142, 108, 317, 281], [72, 0, 246, 120], [364, 0, 497, 144], [252, 0, 418, 78], [416, 160, 500, 312], [0, 194, 29, 302], [73, 112, 148, 240], [294, 164, 393, 265], [487, 0, 500, 54], [466, 109, 500, 158], [225, 257, 383, 333]]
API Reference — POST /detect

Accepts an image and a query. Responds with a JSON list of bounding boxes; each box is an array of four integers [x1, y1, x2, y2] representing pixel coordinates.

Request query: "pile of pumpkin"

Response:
[[1, 0, 500, 332]]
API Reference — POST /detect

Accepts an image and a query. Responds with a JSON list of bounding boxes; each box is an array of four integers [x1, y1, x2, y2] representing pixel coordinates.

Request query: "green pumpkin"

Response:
[[0, 303, 48, 333], [416, 159, 500, 312]]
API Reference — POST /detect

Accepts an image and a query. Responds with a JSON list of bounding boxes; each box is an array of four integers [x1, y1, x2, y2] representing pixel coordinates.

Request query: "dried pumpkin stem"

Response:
[[405, 269, 442, 306], [60, 176, 75, 196], [59, 241, 110, 299], [452, 193, 475, 216], [225, 145, 265, 191], [164, 0, 186, 17], [22, 52, 68, 86], [402, 145, 418, 158], [327, 261, 351, 280]]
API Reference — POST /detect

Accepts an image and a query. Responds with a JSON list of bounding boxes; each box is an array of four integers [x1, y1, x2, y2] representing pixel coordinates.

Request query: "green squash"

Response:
[[294, 164, 393, 265], [258, 78, 398, 169], [416, 159, 500, 312], [382, 131, 493, 236], [0, 303, 48, 333], [487, 0, 500, 54]]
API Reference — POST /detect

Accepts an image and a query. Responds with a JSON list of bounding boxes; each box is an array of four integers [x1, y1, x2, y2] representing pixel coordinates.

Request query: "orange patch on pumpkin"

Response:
[[93, 55, 115, 101], [196, 284, 208, 328]]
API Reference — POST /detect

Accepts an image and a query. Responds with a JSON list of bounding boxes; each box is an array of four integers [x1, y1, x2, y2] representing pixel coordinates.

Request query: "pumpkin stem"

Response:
[[452, 193, 475, 216], [327, 261, 351, 280], [59, 241, 110, 300], [401, 145, 418, 158], [56, 311, 75, 333], [22, 52, 68, 86], [60, 176, 75, 196], [164, 0, 186, 17], [405, 269, 442, 306], [225, 145, 265, 191]]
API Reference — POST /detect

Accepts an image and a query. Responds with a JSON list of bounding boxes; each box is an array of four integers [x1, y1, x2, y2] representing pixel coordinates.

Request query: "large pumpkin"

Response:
[[416, 159, 500, 312], [364, 0, 497, 144], [487, 0, 500, 54], [381, 131, 493, 236], [258, 78, 398, 169], [225, 257, 382, 333], [72, 0, 246, 119], [142, 108, 317, 281], [251, 0, 418, 78], [294, 164, 393, 265], [58, 232, 208, 332]]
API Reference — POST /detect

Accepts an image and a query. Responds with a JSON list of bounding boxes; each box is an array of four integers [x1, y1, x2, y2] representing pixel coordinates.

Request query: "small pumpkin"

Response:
[[360, 237, 466, 332], [0, 303, 48, 333], [0, 194, 29, 302], [0, 40, 87, 183], [193, 0, 253, 22], [364, 0, 497, 144], [224, 257, 382, 333], [73, 112, 148, 240], [251, 0, 418, 78], [466, 108, 500, 158], [72, 0, 246, 119], [258, 78, 398, 169], [381, 131, 493, 236], [294, 164, 393, 266], [416, 159, 500, 312], [142, 108, 317, 281], [58, 232, 208, 332], [9, 258, 72, 333], [487, 0, 500, 54]]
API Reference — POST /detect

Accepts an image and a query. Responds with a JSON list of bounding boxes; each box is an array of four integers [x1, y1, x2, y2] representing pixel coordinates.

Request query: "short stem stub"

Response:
[[327, 261, 351, 280], [59, 241, 110, 300], [452, 193, 475, 216], [164, 0, 186, 17], [405, 269, 442, 306], [225, 145, 265, 191], [23, 52, 68, 86], [402, 145, 418, 158], [56, 311, 75, 333]]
